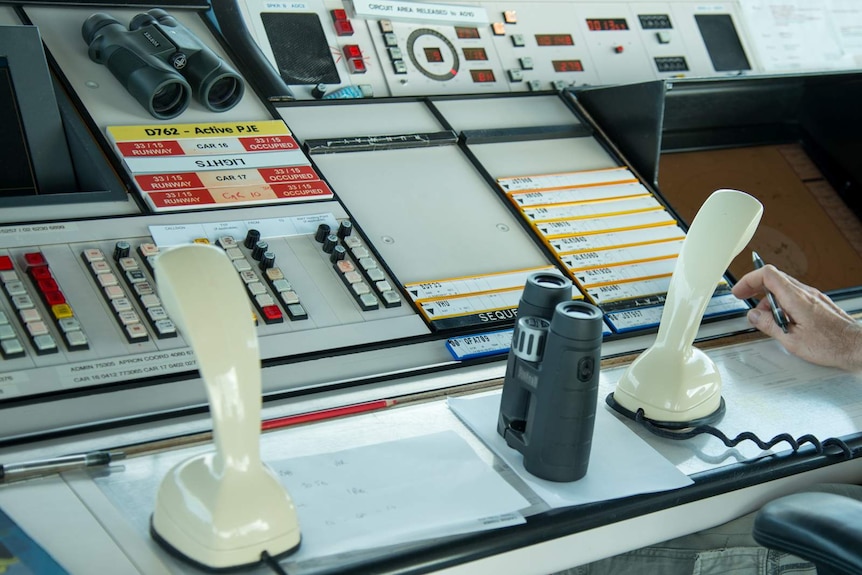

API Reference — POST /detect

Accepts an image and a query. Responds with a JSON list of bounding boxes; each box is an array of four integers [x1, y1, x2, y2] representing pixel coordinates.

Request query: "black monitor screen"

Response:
[[261, 12, 340, 85], [0, 58, 37, 196], [695, 14, 751, 72]]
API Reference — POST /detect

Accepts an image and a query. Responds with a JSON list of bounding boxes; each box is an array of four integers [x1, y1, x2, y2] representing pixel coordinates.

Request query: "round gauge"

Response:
[[406, 28, 459, 81]]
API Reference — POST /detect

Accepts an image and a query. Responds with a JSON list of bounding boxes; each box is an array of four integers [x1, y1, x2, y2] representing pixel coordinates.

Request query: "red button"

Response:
[[343, 44, 362, 59], [331, 8, 348, 21], [38, 278, 59, 293], [44, 290, 66, 306], [335, 19, 354, 36], [24, 252, 46, 266], [261, 305, 283, 324], [614, 45, 624, 54], [29, 265, 52, 280], [348, 58, 367, 74], [0, 255, 12, 271]]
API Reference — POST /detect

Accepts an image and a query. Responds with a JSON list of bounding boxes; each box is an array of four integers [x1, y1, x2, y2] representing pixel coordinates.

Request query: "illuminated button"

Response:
[[351, 246, 370, 259], [280, 291, 300, 305], [83, 248, 105, 263], [118, 310, 141, 326], [125, 323, 149, 341], [57, 317, 81, 333], [0, 270, 18, 283], [27, 321, 49, 337], [112, 298, 133, 313], [375, 280, 393, 292], [255, 294, 275, 308], [0, 324, 15, 340], [379, 19, 393, 33], [233, 259, 252, 272], [511, 34, 525, 47], [65, 330, 89, 349], [286, 303, 307, 320], [4, 281, 26, 296], [366, 268, 385, 282], [97, 273, 119, 288], [271, 279, 292, 293], [388, 47, 403, 60], [358, 257, 378, 271], [0, 256, 12, 271], [503, 10, 517, 23], [383, 32, 398, 47], [392, 60, 408, 74], [656, 31, 671, 44], [139, 243, 159, 257], [336, 260, 355, 273], [261, 305, 283, 324], [118, 257, 139, 272], [91, 261, 112, 275], [491, 22, 506, 35], [217, 236, 237, 249], [508, 69, 524, 82], [552, 80, 567, 90], [134, 282, 154, 297], [104, 285, 126, 300], [154, 319, 177, 338], [335, 20, 354, 36], [247, 282, 266, 296], [520, 57, 534, 70], [344, 271, 363, 284], [139, 294, 161, 309], [352, 282, 371, 296], [348, 58, 367, 74], [45, 290, 66, 307], [225, 247, 243, 260], [331, 8, 348, 21], [239, 270, 258, 284], [343, 236, 362, 249], [51, 304, 74, 320], [29, 266, 51, 281], [344, 44, 362, 59], [192, 238, 210, 245], [614, 45, 624, 54], [12, 295, 34, 310], [37, 278, 59, 293], [32, 333, 57, 354], [20, 308, 41, 323], [24, 252, 46, 267], [148, 307, 169, 322], [265, 268, 284, 282], [358, 293, 379, 311], [1, 338, 24, 358], [381, 290, 402, 307]]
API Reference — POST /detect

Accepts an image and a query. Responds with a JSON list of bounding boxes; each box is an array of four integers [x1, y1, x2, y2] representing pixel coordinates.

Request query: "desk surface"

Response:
[[2, 336, 862, 575]]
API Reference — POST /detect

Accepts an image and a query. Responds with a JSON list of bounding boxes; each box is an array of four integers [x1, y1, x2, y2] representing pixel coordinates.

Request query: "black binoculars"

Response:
[[497, 273, 604, 482], [82, 9, 244, 119]]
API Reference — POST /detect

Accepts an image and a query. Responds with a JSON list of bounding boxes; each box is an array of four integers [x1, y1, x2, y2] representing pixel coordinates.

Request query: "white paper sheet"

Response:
[[449, 393, 693, 509]]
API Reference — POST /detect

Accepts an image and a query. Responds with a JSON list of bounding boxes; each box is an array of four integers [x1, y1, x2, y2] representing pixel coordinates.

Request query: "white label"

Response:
[[536, 210, 674, 239], [150, 213, 338, 247], [523, 196, 662, 223], [446, 329, 513, 360], [549, 225, 685, 254], [498, 167, 635, 193], [404, 266, 557, 302], [563, 240, 683, 271], [350, 0, 490, 24], [510, 182, 650, 208], [419, 289, 522, 320], [58, 349, 198, 386]]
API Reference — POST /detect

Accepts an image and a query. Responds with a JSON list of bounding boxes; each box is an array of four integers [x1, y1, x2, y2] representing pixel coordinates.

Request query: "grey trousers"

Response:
[[555, 483, 862, 575]]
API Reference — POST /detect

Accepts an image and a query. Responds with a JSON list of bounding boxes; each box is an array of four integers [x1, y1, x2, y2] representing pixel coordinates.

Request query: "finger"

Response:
[[731, 268, 768, 300], [746, 307, 785, 339]]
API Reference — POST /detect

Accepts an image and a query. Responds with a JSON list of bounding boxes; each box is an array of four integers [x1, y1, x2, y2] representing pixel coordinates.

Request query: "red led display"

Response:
[[463, 47, 488, 61], [586, 18, 630, 31], [535, 34, 574, 46], [470, 69, 496, 83], [552, 60, 584, 72], [424, 47, 444, 63], [455, 26, 480, 39]]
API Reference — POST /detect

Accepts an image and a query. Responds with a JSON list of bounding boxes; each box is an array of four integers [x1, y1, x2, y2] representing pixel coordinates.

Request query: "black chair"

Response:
[[752, 492, 862, 575]]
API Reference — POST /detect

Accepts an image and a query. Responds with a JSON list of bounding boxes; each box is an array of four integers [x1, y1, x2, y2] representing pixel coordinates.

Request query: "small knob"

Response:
[[244, 229, 261, 249], [337, 220, 353, 238], [260, 251, 276, 270], [114, 240, 131, 261], [311, 83, 327, 99], [330, 245, 347, 263], [314, 224, 331, 243], [322, 234, 338, 254], [252, 240, 269, 260]]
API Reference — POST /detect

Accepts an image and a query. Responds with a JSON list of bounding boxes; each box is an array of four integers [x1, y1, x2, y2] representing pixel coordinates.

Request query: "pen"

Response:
[[751, 251, 789, 333], [0, 450, 125, 483], [262, 399, 397, 431]]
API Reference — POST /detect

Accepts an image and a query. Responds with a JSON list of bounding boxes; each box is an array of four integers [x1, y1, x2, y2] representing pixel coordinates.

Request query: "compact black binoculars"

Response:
[[497, 273, 604, 482], [82, 9, 244, 119]]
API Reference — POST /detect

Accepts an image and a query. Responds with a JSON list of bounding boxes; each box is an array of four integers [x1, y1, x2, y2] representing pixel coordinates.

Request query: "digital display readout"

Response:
[[470, 69, 496, 83], [586, 18, 629, 31], [424, 47, 444, 63], [552, 60, 584, 72], [639, 14, 673, 29], [455, 26, 480, 39], [535, 34, 574, 46], [462, 47, 488, 61]]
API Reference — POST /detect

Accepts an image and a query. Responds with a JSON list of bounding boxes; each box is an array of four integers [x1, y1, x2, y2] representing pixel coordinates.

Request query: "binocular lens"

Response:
[[205, 76, 243, 111], [151, 81, 189, 118]]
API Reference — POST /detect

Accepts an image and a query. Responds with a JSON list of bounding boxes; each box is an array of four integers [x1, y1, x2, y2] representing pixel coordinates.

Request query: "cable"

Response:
[[634, 408, 854, 460], [261, 550, 289, 575]]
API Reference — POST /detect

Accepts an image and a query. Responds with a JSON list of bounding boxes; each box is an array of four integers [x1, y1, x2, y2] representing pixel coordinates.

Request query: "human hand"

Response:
[[731, 264, 862, 371]]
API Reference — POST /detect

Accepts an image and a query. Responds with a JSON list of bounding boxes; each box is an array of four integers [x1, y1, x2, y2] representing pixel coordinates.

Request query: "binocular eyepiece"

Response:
[[83, 9, 244, 119]]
